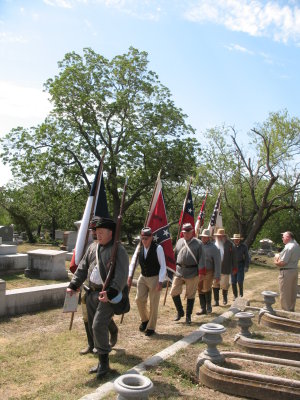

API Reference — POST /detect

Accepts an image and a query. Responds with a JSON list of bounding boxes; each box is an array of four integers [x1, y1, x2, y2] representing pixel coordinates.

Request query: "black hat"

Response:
[[89, 216, 101, 230], [95, 217, 116, 231]]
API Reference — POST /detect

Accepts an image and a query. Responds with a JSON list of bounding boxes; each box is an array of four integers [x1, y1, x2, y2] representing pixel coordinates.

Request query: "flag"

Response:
[[129, 176, 176, 281], [195, 192, 207, 236], [69, 162, 109, 273], [208, 192, 223, 235], [178, 188, 195, 237]]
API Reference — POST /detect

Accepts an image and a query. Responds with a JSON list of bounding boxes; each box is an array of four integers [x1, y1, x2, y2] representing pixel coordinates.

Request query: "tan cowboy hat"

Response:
[[200, 229, 212, 238], [231, 233, 243, 240], [213, 228, 226, 236]]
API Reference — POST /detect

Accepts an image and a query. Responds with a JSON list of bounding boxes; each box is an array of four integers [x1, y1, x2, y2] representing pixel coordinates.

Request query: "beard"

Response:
[[215, 237, 224, 262]]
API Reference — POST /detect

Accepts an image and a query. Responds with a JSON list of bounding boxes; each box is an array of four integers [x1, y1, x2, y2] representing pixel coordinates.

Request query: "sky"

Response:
[[1, 0, 300, 185]]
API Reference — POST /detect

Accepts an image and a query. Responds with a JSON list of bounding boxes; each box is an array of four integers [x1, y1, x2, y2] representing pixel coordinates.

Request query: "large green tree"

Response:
[[198, 110, 300, 247], [1, 47, 199, 225]]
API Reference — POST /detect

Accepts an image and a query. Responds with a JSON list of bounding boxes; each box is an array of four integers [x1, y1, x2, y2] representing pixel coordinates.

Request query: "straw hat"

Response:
[[231, 233, 243, 240], [200, 229, 212, 238], [213, 228, 226, 236]]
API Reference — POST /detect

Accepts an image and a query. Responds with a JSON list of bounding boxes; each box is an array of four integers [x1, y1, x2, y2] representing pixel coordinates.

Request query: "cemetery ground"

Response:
[[0, 246, 299, 400]]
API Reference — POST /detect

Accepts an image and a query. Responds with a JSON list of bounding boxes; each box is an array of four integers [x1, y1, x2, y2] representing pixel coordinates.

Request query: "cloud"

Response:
[[43, 0, 73, 8], [43, 0, 163, 20], [225, 43, 254, 55], [0, 81, 52, 134], [0, 32, 27, 43], [184, 0, 300, 43]]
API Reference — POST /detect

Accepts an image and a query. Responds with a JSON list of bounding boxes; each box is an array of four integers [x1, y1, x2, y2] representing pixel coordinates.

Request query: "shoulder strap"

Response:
[[97, 244, 108, 283], [183, 239, 198, 264]]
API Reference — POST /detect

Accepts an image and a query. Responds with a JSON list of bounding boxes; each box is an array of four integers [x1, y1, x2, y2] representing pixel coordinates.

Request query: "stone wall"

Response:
[[0, 279, 69, 317]]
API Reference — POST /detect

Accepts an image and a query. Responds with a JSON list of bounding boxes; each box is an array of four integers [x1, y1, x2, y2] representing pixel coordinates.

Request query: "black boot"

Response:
[[80, 322, 94, 355], [205, 290, 212, 314], [172, 295, 184, 321], [96, 353, 109, 379], [213, 288, 220, 306], [186, 298, 195, 325], [232, 284, 238, 300], [238, 282, 244, 297], [222, 289, 228, 305], [196, 294, 207, 315]]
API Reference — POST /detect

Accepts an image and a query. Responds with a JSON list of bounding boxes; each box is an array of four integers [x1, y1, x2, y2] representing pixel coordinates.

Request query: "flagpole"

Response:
[[69, 151, 106, 331], [120, 170, 161, 324], [163, 177, 193, 306], [176, 177, 193, 241]]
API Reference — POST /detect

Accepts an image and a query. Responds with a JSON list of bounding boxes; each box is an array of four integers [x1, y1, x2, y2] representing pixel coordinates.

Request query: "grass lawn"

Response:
[[0, 258, 299, 400]]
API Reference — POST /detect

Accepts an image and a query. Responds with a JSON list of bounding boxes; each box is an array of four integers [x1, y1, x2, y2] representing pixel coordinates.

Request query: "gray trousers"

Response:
[[85, 291, 117, 354]]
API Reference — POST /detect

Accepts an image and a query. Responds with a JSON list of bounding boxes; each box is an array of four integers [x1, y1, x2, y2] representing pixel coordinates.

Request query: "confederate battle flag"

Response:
[[178, 187, 195, 237], [129, 175, 176, 281], [69, 160, 109, 273], [195, 192, 208, 236]]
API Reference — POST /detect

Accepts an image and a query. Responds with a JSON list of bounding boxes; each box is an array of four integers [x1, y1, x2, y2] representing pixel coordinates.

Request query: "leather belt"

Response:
[[83, 283, 103, 293], [279, 268, 295, 271]]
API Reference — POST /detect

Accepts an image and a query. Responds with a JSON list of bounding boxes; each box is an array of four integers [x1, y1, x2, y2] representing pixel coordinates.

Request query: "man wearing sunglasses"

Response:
[[128, 227, 166, 336]]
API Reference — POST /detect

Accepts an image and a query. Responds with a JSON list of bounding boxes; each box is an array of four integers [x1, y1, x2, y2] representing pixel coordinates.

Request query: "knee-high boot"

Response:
[[222, 289, 228, 305], [172, 295, 184, 321], [186, 298, 195, 325], [96, 353, 109, 379], [196, 294, 207, 315], [213, 288, 220, 306]]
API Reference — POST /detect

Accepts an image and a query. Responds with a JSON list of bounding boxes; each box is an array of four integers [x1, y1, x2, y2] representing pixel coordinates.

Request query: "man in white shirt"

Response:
[[128, 227, 166, 336], [274, 231, 300, 312]]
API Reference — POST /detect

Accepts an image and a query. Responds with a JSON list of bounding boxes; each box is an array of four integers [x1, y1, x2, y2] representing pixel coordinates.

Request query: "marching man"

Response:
[[170, 223, 205, 324], [128, 227, 166, 336]]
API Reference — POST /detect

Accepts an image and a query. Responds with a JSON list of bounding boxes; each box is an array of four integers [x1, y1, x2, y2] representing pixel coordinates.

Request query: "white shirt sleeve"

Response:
[[157, 245, 167, 283], [129, 244, 140, 278]]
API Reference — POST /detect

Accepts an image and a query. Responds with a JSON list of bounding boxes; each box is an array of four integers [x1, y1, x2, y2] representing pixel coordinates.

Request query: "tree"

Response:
[[198, 110, 300, 247], [1, 47, 199, 225]]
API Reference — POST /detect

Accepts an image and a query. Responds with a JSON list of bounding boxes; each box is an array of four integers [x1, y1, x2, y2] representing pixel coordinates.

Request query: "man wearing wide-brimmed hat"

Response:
[[67, 217, 129, 378], [128, 227, 166, 336], [197, 229, 221, 315], [212, 228, 237, 306], [170, 223, 205, 324], [231, 233, 249, 299]]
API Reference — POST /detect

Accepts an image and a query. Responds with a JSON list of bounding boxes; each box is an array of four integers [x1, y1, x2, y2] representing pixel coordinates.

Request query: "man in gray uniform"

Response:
[[274, 231, 300, 312], [79, 217, 118, 355], [170, 223, 205, 324], [67, 217, 129, 378], [197, 229, 221, 315]]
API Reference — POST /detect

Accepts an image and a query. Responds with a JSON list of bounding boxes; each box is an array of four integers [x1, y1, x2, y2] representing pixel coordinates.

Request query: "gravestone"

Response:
[[25, 249, 68, 280], [0, 225, 14, 244], [0, 244, 28, 274], [258, 239, 275, 257], [55, 230, 64, 241]]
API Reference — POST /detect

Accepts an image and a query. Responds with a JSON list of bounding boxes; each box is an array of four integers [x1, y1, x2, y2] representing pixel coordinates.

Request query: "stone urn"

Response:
[[261, 290, 278, 314], [235, 311, 254, 338], [196, 323, 226, 374], [114, 374, 154, 399]]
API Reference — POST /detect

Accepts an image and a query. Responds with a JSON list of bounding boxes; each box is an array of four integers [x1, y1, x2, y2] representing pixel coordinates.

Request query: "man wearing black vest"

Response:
[[128, 227, 166, 336]]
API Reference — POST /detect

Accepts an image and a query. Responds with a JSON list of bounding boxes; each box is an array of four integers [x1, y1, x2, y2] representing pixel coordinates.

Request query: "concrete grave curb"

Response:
[[79, 305, 241, 400]]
